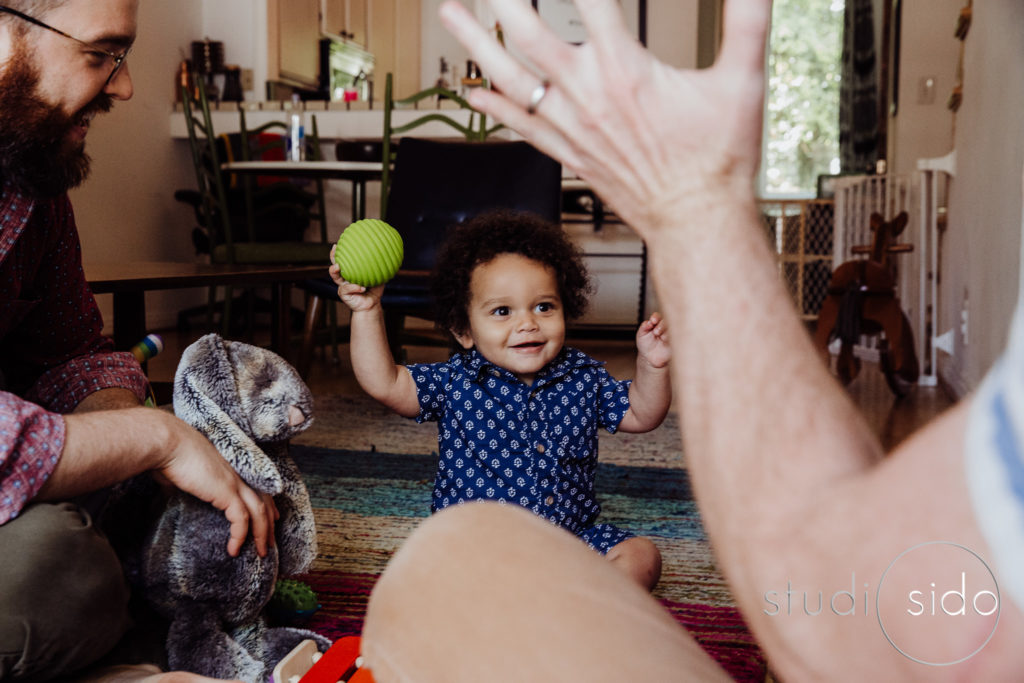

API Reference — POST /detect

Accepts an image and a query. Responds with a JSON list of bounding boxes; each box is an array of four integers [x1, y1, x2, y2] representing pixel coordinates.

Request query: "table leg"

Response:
[[273, 282, 294, 362], [351, 179, 368, 223], [351, 180, 359, 224], [111, 290, 146, 352]]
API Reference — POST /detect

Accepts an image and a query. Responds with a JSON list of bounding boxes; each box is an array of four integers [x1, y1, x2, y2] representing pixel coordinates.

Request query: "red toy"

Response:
[[272, 637, 375, 683]]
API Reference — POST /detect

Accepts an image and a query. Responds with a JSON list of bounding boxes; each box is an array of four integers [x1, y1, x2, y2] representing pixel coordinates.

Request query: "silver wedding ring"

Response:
[[526, 79, 550, 115]]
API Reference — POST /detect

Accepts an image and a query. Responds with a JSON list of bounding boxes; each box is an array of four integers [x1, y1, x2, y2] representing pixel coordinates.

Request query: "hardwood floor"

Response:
[[146, 319, 955, 452]]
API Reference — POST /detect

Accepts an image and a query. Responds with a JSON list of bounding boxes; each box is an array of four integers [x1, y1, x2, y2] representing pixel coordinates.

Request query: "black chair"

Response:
[[298, 138, 562, 375], [378, 71, 503, 217]]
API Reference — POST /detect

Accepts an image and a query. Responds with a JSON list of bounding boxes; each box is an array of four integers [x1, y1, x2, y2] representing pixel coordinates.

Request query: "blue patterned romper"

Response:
[[406, 347, 634, 553]]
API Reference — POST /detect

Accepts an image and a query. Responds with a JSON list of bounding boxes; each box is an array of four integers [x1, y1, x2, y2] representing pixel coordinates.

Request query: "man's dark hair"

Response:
[[431, 209, 592, 338]]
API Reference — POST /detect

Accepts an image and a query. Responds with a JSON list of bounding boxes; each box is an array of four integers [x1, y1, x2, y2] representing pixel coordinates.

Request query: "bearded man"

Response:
[[0, 3, 273, 681]]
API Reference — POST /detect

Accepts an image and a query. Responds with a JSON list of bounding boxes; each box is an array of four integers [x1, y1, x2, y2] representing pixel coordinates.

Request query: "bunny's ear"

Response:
[[173, 334, 284, 495]]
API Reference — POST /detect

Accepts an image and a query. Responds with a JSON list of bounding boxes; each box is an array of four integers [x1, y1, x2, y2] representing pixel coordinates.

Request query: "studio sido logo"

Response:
[[762, 541, 1001, 666], [877, 541, 1000, 666]]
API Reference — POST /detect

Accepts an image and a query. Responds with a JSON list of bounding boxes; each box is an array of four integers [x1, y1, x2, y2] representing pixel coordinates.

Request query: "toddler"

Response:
[[330, 210, 671, 590]]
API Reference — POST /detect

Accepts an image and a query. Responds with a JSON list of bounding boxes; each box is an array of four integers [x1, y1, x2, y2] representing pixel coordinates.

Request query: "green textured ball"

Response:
[[334, 218, 404, 287], [268, 578, 319, 612]]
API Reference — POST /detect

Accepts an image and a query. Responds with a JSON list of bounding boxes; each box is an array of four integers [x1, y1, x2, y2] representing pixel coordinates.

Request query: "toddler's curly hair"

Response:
[[431, 210, 592, 338]]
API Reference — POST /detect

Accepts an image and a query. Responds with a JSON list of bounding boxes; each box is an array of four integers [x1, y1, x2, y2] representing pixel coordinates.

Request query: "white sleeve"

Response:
[[965, 304, 1024, 611]]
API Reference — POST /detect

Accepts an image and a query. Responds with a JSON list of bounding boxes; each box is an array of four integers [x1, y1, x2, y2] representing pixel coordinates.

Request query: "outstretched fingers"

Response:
[[439, 1, 580, 162], [715, 0, 773, 79], [463, 88, 582, 167]]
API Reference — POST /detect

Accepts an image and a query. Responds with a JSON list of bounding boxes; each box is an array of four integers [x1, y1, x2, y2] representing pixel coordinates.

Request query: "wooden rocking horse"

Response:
[[814, 211, 919, 396]]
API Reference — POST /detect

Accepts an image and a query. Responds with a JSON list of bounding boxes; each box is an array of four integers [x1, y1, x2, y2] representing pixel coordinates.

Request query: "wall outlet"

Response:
[[917, 76, 937, 105], [241, 68, 255, 92]]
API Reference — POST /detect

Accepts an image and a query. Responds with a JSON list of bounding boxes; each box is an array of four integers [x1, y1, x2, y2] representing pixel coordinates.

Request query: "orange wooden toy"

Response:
[[272, 637, 375, 683]]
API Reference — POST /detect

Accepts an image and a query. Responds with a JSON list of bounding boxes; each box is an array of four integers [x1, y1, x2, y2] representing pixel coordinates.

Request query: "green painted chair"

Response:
[[178, 79, 330, 338]]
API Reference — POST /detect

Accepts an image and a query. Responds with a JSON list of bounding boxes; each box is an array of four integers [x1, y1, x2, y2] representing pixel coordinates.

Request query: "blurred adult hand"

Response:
[[439, 0, 771, 235]]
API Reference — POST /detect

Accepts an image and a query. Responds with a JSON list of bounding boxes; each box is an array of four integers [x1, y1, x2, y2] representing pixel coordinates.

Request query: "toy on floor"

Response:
[[814, 211, 919, 396], [131, 333, 164, 364], [333, 218, 404, 287], [111, 334, 331, 681], [272, 637, 374, 683], [267, 578, 321, 626]]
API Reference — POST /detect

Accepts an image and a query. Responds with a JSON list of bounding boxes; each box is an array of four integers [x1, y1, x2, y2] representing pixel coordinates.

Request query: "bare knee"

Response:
[[607, 536, 662, 591], [363, 503, 580, 678], [366, 503, 536, 617]]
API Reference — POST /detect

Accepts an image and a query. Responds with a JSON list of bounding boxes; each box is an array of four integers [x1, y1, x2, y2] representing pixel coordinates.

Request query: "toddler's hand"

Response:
[[636, 313, 670, 369], [329, 246, 384, 312]]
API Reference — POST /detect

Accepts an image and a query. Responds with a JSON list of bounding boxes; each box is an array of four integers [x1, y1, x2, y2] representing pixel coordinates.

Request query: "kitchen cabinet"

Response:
[[366, 0, 421, 101], [267, 0, 419, 104], [268, 0, 320, 88], [323, 0, 367, 47]]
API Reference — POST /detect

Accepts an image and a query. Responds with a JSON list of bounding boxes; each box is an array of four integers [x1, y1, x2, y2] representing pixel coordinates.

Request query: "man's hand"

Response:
[[153, 412, 278, 557], [439, 0, 771, 236], [44, 407, 277, 557]]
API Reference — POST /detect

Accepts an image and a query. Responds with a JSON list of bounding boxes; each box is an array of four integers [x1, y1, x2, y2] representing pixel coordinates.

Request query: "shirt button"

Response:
[[545, 495, 555, 505], [491, 368, 500, 377], [536, 443, 546, 454]]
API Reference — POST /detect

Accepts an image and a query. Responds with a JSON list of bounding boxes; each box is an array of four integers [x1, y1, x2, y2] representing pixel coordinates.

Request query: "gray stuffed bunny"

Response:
[[135, 333, 330, 681]]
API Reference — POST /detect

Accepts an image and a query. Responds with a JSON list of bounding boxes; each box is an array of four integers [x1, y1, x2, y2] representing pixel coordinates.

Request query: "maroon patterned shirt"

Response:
[[0, 183, 148, 524]]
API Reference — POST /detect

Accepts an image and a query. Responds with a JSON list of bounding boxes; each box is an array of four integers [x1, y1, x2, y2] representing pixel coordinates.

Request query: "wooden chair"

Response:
[[177, 80, 330, 338], [814, 211, 919, 396]]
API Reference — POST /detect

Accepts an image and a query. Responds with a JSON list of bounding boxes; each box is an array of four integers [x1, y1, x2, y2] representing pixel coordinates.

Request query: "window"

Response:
[[761, 0, 845, 197]]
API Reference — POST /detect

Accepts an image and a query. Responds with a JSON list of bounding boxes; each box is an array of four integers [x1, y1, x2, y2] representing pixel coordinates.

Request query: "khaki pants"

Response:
[[362, 502, 733, 682], [0, 503, 131, 682]]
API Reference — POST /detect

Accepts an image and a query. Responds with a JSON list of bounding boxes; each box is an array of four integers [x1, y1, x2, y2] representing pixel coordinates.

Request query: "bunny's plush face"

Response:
[[227, 342, 314, 444]]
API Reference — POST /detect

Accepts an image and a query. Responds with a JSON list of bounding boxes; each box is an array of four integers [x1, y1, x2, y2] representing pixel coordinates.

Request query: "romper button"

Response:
[[545, 495, 555, 505], [536, 444, 546, 454]]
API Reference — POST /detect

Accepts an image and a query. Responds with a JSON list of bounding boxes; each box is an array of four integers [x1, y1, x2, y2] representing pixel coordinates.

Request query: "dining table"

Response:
[[222, 159, 384, 223], [85, 260, 327, 358]]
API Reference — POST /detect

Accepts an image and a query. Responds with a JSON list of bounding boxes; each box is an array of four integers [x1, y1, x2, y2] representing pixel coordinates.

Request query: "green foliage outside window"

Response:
[[764, 0, 845, 195]]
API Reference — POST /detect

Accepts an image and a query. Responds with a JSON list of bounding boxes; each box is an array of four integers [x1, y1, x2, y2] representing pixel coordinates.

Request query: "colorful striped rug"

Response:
[[292, 395, 767, 681]]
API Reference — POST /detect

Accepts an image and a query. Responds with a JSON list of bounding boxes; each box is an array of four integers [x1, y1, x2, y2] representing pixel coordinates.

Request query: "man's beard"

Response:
[[0, 43, 112, 198]]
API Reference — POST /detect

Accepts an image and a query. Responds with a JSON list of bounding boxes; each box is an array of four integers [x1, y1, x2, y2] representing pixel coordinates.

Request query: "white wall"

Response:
[[647, 0, 699, 68], [940, 0, 1024, 392], [201, 0, 267, 101], [71, 0, 204, 333], [888, 0, 959, 178]]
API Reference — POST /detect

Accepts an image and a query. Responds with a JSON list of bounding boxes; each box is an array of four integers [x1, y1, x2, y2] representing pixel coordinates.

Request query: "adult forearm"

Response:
[[647, 194, 882, 546], [36, 407, 175, 501], [644, 192, 903, 671]]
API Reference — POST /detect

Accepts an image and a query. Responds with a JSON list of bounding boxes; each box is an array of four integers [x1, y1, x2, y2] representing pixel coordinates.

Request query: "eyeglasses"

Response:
[[0, 5, 131, 85]]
